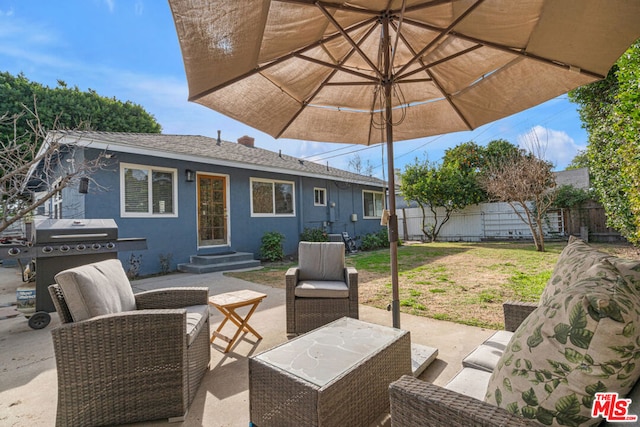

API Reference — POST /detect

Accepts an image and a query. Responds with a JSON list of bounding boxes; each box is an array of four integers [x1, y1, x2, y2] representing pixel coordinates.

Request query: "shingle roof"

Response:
[[56, 131, 386, 187]]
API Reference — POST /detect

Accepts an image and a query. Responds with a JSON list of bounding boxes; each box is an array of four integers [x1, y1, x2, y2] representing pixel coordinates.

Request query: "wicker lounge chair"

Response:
[[286, 241, 358, 335], [48, 259, 210, 427]]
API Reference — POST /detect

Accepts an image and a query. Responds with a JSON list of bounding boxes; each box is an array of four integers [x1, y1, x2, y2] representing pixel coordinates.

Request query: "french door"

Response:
[[197, 175, 227, 246]]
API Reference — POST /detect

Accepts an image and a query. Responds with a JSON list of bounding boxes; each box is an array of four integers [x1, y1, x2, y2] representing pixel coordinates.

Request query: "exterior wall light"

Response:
[[185, 169, 195, 182]]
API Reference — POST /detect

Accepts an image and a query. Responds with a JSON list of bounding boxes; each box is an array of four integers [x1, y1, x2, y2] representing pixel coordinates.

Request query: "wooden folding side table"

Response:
[[208, 289, 267, 353]]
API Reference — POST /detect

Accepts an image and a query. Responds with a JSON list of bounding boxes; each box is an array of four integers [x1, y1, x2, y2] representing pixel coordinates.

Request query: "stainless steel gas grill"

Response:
[[0, 218, 146, 328]]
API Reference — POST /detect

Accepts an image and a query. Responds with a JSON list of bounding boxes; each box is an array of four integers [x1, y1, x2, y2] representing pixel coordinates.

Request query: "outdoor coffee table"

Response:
[[249, 317, 411, 426], [208, 289, 267, 353]]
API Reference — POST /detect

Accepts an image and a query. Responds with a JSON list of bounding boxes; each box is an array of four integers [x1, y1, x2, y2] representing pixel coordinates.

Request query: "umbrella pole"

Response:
[[386, 130, 401, 329], [382, 13, 401, 330]]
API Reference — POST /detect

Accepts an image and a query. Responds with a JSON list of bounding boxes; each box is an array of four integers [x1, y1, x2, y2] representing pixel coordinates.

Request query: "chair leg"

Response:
[[169, 411, 188, 423]]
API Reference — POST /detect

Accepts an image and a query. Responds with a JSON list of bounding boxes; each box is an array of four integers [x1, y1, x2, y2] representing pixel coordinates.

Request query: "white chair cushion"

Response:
[[298, 242, 345, 281], [295, 280, 349, 298], [55, 259, 136, 322], [445, 367, 492, 401], [462, 330, 514, 372]]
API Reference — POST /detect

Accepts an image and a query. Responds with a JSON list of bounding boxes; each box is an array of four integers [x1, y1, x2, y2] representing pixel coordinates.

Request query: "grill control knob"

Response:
[[60, 245, 70, 252], [42, 246, 53, 254], [76, 244, 86, 251], [106, 242, 116, 250], [8, 247, 20, 256], [92, 243, 102, 250]]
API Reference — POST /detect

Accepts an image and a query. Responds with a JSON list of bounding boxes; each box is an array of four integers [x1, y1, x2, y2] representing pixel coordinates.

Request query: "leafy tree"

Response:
[[569, 40, 640, 245], [0, 71, 160, 234], [565, 150, 589, 170], [442, 141, 484, 171], [480, 135, 556, 252], [0, 71, 161, 148], [400, 159, 484, 242]]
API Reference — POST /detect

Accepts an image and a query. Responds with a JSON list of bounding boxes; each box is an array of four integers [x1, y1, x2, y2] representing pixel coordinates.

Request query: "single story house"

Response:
[[34, 131, 387, 276]]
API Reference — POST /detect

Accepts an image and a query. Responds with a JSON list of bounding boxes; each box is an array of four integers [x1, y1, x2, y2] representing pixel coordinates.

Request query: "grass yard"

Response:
[[225, 241, 639, 330]]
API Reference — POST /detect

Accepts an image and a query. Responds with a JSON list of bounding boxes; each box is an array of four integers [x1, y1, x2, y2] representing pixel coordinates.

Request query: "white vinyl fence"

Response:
[[397, 202, 564, 242]]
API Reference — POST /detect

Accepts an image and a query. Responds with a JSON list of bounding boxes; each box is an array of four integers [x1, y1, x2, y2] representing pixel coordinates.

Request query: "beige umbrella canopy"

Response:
[[169, 0, 640, 328]]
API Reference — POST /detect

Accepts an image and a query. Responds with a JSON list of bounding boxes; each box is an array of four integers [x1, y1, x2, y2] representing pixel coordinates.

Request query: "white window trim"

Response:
[[250, 177, 296, 217], [314, 187, 327, 206], [120, 162, 178, 218], [362, 189, 385, 219]]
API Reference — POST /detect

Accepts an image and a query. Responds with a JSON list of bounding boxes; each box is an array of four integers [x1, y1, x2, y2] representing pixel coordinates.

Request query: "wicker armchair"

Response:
[[286, 241, 358, 335], [388, 301, 539, 427], [48, 259, 211, 427]]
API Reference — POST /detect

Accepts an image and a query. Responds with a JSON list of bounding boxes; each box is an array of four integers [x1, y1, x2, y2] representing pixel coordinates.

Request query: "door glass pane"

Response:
[[199, 176, 227, 246]]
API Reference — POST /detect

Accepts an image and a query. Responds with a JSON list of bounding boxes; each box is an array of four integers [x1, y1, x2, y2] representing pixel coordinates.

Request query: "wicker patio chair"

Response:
[[286, 241, 358, 335], [48, 259, 210, 427]]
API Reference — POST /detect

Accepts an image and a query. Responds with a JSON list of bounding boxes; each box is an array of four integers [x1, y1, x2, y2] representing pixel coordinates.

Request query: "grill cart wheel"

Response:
[[27, 311, 51, 330]]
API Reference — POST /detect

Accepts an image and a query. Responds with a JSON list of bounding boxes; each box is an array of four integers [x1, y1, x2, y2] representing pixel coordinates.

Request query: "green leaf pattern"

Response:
[[485, 254, 640, 426]]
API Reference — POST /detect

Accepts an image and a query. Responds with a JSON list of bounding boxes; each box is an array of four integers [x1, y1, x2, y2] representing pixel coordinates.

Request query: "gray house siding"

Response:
[[67, 144, 384, 276]]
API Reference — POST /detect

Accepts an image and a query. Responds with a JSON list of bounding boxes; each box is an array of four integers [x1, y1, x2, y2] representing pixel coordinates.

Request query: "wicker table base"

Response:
[[249, 317, 412, 426]]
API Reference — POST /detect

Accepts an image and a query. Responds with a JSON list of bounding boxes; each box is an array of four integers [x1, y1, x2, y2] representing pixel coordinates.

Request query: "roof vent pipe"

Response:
[[216, 130, 221, 145]]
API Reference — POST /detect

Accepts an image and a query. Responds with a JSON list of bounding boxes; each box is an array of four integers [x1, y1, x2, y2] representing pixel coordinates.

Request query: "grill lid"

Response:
[[34, 219, 118, 243]]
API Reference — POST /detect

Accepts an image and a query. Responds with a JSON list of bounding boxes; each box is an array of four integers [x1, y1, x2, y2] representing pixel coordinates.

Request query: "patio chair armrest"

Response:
[[285, 268, 299, 335], [285, 267, 299, 294], [503, 301, 538, 332], [135, 287, 209, 309], [389, 375, 538, 427], [345, 267, 358, 288]]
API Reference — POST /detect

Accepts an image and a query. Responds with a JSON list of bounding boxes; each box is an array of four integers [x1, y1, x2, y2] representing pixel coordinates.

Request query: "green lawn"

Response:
[[226, 240, 636, 330]]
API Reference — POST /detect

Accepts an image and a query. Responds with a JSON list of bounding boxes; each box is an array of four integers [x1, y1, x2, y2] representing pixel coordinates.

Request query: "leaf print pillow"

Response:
[[485, 259, 640, 427]]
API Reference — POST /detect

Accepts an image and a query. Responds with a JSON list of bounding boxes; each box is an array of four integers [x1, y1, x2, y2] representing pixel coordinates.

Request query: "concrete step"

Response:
[[189, 252, 255, 265], [177, 252, 260, 274]]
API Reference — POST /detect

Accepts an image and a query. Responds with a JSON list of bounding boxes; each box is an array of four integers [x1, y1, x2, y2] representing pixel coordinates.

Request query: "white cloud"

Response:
[[135, 1, 144, 15], [104, 0, 115, 13], [0, 8, 14, 17], [517, 125, 586, 170]]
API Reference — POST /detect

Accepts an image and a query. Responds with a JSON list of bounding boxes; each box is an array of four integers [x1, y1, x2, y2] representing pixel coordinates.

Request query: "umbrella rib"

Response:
[[449, 32, 606, 79], [390, 22, 474, 130], [276, 22, 381, 139], [396, 0, 486, 77], [396, 44, 483, 82], [187, 17, 377, 101], [295, 54, 379, 82], [400, 16, 606, 80], [275, 0, 381, 16], [316, 3, 384, 80]]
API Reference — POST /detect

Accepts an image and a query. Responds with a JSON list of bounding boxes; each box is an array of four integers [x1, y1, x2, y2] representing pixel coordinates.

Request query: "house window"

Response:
[[250, 178, 295, 216], [121, 163, 177, 217], [363, 190, 384, 218], [314, 187, 326, 206]]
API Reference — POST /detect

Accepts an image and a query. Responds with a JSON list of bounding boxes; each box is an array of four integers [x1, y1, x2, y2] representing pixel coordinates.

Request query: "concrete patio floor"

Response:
[[0, 263, 494, 427]]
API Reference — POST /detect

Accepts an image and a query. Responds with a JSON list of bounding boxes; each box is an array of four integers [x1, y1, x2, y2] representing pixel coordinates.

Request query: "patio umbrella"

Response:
[[168, 0, 640, 329]]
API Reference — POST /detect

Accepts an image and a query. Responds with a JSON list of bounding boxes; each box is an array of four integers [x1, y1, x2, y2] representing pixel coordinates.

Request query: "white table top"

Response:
[[254, 317, 407, 387]]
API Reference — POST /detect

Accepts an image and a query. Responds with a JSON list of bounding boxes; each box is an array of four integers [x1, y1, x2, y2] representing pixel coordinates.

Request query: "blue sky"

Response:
[[0, 1, 590, 177]]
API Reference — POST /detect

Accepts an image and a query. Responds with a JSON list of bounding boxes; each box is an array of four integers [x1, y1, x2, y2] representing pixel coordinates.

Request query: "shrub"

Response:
[[360, 228, 390, 251], [260, 231, 285, 261], [300, 227, 328, 242], [159, 253, 173, 275]]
